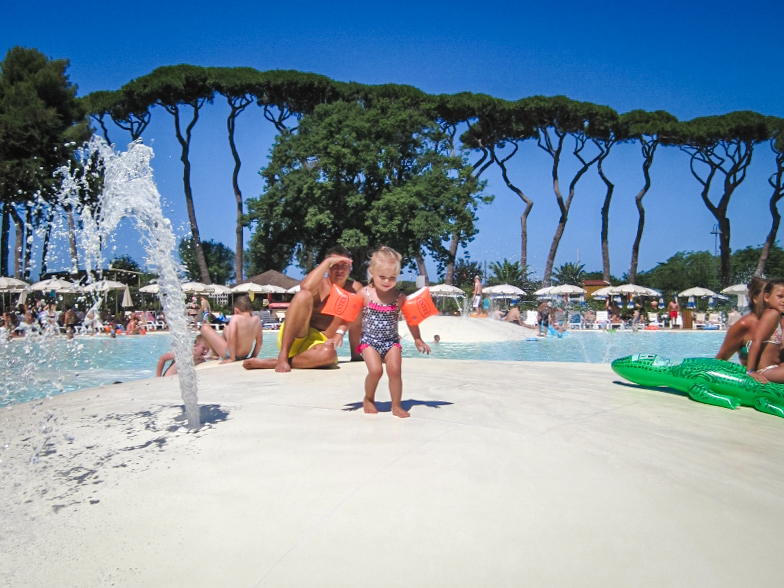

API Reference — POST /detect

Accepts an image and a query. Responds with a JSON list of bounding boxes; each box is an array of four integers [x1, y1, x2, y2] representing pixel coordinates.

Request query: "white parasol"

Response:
[[30, 278, 82, 293], [83, 279, 127, 293], [483, 284, 526, 297], [549, 284, 586, 295], [181, 281, 211, 294], [231, 283, 286, 294], [207, 284, 233, 295], [678, 287, 719, 298], [139, 284, 160, 294], [0, 276, 29, 292], [428, 284, 466, 298], [533, 286, 555, 296], [121, 286, 133, 307]]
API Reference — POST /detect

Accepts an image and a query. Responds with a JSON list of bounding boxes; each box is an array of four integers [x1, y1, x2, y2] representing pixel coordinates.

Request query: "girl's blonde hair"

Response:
[[368, 246, 402, 277]]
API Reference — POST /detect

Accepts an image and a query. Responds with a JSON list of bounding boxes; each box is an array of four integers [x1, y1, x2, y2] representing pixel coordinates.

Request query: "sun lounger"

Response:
[[258, 310, 278, 330], [708, 312, 725, 329], [568, 313, 584, 329], [524, 310, 538, 327], [647, 312, 661, 327], [694, 313, 707, 329], [595, 310, 610, 329]]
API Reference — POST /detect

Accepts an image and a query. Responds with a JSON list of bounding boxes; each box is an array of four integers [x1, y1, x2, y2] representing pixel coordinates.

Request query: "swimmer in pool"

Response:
[[157, 334, 210, 377]]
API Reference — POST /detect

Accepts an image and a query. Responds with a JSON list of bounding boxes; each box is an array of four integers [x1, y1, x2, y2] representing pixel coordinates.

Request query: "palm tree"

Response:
[[487, 259, 526, 287], [552, 262, 585, 286]]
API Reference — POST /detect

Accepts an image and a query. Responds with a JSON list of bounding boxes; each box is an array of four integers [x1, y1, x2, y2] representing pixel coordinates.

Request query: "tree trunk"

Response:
[[65, 204, 79, 273], [542, 138, 599, 285], [444, 231, 459, 285], [597, 151, 614, 283], [628, 141, 656, 284], [493, 144, 533, 268], [415, 251, 430, 286], [757, 206, 781, 277], [168, 102, 212, 284], [23, 206, 33, 280], [718, 216, 731, 288], [227, 97, 251, 283], [756, 150, 784, 276], [1, 204, 9, 276], [8, 206, 24, 278], [40, 206, 55, 276], [442, 147, 493, 284]]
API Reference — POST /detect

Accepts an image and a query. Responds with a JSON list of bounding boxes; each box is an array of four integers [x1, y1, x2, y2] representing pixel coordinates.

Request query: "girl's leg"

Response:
[[753, 364, 784, 384], [384, 346, 409, 418], [362, 347, 383, 414]]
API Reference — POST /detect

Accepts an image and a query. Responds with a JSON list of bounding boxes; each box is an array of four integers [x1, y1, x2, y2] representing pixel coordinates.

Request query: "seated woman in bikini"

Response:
[[745, 279, 784, 383], [716, 276, 766, 366]]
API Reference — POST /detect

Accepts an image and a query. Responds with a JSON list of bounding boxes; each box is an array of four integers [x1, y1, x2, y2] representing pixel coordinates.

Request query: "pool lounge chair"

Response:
[[595, 310, 610, 329], [258, 310, 279, 330], [144, 311, 166, 331], [694, 313, 707, 329], [647, 312, 661, 327], [708, 312, 725, 329], [524, 310, 538, 328], [568, 312, 584, 329]]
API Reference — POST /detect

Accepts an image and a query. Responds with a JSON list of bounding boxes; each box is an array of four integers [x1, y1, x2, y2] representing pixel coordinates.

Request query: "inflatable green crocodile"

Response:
[[611, 355, 784, 419]]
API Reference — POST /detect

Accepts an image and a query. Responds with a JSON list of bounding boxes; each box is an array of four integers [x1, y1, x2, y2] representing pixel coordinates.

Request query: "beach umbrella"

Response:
[[207, 284, 233, 295], [139, 284, 160, 294], [231, 283, 265, 293], [612, 283, 651, 296], [549, 284, 586, 295], [181, 281, 211, 294], [483, 284, 526, 298], [0, 277, 29, 291], [121, 286, 133, 307], [533, 286, 555, 296], [83, 279, 127, 293], [428, 284, 465, 297], [721, 284, 748, 295], [259, 284, 287, 294], [721, 284, 748, 309], [17, 290, 27, 306], [687, 296, 696, 309], [678, 287, 719, 298], [590, 286, 615, 298], [286, 284, 301, 294], [30, 278, 82, 293]]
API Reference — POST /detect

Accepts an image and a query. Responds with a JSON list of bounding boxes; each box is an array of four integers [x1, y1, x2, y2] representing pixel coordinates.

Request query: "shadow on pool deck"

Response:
[[342, 399, 453, 413], [612, 380, 689, 398]]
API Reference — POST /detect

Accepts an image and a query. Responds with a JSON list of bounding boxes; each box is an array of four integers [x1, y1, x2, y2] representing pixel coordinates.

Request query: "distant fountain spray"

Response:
[[56, 136, 200, 428]]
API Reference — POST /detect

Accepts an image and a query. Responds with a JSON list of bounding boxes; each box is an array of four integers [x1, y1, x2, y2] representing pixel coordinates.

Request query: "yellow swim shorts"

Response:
[[277, 322, 332, 359]]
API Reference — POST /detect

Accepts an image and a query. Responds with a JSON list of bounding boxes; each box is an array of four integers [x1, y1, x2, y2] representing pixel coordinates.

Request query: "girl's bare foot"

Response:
[[363, 398, 378, 414], [392, 406, 410, 418]]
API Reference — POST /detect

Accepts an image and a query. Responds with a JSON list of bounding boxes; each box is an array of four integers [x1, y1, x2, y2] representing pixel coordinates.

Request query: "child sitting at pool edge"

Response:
[[333, 246, 431, 418]]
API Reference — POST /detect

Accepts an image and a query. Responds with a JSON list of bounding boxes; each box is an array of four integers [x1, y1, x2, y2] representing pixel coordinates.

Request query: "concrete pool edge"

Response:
[[2, 359, 783, 587]]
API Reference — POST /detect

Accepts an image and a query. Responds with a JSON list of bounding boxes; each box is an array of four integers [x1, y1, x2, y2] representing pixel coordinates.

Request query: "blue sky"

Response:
[[3, 0, 783, 281]]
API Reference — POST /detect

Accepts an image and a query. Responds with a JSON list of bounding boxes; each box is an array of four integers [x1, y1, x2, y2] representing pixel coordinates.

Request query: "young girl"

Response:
[[745, 279, 784, 383], [338, 246, 430, 418]]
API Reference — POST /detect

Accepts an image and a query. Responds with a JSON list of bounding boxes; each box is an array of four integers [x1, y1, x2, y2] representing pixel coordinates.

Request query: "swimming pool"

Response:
[[1, 330, 726, 407]]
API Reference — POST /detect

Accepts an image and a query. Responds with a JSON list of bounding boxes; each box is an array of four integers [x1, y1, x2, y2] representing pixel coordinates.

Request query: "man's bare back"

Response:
[[200, 296, 262, 363]]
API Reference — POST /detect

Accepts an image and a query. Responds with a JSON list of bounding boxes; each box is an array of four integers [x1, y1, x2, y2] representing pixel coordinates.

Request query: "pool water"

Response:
[[1, 330, 726, 407]]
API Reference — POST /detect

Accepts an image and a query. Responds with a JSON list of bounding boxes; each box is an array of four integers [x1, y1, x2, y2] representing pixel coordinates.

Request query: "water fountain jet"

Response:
[[55, 136, 200, 428]]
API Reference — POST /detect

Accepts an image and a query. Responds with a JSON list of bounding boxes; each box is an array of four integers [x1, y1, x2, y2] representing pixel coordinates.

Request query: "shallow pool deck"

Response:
[[2, 358, 784, 587]]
